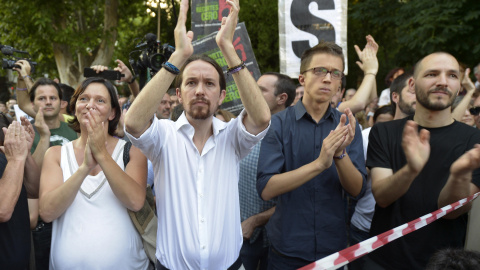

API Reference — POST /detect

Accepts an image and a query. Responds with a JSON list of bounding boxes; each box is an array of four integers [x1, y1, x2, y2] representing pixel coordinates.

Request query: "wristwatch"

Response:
[[333, 149, 346, 159]]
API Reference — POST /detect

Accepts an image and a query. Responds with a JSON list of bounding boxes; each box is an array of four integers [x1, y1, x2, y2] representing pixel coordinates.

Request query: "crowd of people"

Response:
[[2, 0, 480, 269]]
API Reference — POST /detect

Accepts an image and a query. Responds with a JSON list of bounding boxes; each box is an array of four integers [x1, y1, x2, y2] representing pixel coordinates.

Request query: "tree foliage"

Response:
[[1, 0, 479, 94], [347, 0, 480, 89]]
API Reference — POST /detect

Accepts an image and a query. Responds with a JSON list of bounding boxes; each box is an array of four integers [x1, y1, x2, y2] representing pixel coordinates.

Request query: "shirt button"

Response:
[[199, 193, 204, 198], [202, 246, 206, 249], [201, 218, 205, 222]]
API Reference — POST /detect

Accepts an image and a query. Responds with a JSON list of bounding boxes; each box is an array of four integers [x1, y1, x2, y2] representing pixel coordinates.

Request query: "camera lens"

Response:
[[149, 53, 165, 72]]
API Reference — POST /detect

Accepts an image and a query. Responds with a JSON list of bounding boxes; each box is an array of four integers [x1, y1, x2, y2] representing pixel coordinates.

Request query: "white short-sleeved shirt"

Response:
[[126, 110, 269, 270]]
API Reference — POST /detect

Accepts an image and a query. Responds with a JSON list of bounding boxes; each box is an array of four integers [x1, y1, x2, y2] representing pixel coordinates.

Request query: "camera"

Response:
[[1, 45, 37, 73], [129, 33, 175, 88]]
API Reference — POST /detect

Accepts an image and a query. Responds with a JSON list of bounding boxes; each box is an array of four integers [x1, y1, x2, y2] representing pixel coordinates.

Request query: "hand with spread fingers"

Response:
[[2, 121, 28, 162], [402, 120, 430, 174], [174, 0, 194, 59], [354, 35, 379, 75], [215, 0, 240, 49]]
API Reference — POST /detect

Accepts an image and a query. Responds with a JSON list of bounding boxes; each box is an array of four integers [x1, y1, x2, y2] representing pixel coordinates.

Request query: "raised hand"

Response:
[[114, 59, 134, 83], [333, 108, 356, 155], [215, 0, 240, 49], [90, 65, 109, 74], [20, 116, 35, 151], [13, 60, 31, 78], [354, 35, 379, 75], [2, 121, 28, 162], [35, 107, 51, 138], [462, 68, 475, 92], [402, 120, 430, 174], [174, 0, 194, 59]]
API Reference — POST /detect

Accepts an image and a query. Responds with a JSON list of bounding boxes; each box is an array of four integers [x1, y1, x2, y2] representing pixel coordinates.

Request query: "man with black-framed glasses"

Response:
[[256, 39, 373, 269]]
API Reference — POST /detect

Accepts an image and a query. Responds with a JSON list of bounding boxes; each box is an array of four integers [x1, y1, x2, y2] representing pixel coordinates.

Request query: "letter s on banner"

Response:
[[279, 0, 348, 79]]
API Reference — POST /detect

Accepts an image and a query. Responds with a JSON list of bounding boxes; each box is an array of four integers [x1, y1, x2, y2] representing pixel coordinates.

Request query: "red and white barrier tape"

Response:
[[299, 191, 480, 270]]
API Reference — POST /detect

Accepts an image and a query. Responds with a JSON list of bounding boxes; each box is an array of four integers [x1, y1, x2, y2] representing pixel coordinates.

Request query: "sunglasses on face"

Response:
[[469, 107, 480, 116]]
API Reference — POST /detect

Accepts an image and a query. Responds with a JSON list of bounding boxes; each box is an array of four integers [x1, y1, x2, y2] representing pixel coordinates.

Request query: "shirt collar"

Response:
[[294, 99, 335, 121], [175, 112, 228, 137]]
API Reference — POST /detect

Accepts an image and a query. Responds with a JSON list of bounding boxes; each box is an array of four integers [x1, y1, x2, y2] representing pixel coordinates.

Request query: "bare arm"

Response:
[[439, 145, 480, 219], [125, 0, 194, 138], [0, 122, 29, 222], [28, 199, 39, 230], [371, 121, 430, 207], [452, 68, 475, 121], [39, 146, 93, 222], [242, 206, 275, 239], [215, 0, 270, 134], [14, 60, 36, 118], [338, 35, 379, 114]]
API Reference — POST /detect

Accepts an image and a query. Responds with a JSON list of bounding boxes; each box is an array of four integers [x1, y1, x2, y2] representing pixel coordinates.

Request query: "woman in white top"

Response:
[[39, 77, 149, 269]]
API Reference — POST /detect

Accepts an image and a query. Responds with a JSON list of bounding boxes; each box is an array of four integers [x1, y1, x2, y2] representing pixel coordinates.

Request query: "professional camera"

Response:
[[1, 45, 37, 73], [129, 33, 175, 88]]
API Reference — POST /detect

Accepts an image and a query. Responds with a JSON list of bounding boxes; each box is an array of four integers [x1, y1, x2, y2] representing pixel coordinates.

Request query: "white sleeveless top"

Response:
[[49, 140, 149, 270]]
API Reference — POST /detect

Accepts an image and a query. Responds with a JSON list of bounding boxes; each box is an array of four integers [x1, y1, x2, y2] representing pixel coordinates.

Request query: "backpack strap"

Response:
[[123, 141, 132, 168]]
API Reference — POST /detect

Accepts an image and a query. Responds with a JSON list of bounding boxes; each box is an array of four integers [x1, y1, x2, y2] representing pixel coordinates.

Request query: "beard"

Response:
[[186, 98, 215, 120], [398, 96, 415, 116], [415, 86, 455, 111]]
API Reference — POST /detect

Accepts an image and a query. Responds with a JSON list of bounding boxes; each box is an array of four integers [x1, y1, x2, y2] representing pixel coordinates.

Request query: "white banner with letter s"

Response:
[[279, 0, 348, 78]]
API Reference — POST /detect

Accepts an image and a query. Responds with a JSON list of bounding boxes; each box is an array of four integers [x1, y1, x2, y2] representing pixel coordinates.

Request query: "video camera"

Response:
[[129, 33, 175, 88], [1, 45, 37, 73]]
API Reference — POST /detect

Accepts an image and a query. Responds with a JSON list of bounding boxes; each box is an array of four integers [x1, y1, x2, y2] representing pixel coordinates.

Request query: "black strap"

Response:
[[123, 141, 132, 167]]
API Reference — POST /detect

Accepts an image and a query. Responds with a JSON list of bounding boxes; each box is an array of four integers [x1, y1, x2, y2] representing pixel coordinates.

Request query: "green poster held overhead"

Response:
[[191, 0, 230, 40], [192, 23, 262, 115]]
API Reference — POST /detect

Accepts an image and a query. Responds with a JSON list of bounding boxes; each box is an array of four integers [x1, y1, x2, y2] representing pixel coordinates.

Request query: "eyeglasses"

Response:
[[302, 67, 344, 80], [469, 107, 480, 116]]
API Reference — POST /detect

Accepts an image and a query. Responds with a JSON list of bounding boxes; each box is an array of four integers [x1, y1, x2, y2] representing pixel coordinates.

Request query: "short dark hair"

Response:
[[59, 83, 75, 115], [262, 72, 297, 107], [29, 78, 62, 102], [68, 77, 121, 136], [373, 105, 394, 123], [174, 54, 226, 93], [300, 41, 344, 74], [426, 248, 480, 270], [390, 71, 413, 102]]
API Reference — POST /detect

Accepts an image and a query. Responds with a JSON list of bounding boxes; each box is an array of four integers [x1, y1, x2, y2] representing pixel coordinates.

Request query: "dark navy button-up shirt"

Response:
[[257, 101, 366, 261]]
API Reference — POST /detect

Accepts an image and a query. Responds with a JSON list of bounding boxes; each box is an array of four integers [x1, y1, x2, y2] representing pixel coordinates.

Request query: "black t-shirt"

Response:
[[0, 152, 30, 270], [366, 117, 480, 270]]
